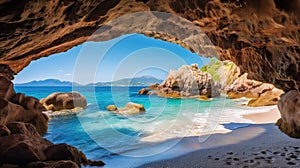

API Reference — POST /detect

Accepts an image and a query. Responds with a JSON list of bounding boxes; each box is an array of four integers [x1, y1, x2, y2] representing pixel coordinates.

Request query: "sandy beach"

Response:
[[140, 107, 300, 168]]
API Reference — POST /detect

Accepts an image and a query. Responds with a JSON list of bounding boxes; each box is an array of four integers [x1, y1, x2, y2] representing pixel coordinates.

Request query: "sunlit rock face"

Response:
[[0, 0, 299, 92]]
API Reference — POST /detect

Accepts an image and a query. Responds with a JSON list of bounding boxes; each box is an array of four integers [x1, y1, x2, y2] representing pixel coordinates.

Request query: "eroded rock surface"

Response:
[[276, 90, 300, 138], [157, 64, 221, 98], [0, 65, 48, 135]]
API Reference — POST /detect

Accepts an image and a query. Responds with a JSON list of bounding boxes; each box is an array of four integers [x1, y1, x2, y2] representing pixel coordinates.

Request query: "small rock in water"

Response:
[[108, 102, 145, 115], [106, 105, 117, 111]]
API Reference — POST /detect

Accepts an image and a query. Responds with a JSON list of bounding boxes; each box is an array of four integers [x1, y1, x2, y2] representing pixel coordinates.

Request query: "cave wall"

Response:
[[0, 0, 300, 92]]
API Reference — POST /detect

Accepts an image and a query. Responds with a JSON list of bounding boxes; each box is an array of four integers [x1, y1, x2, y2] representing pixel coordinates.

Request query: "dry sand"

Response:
[[140, 107, 300, 168]]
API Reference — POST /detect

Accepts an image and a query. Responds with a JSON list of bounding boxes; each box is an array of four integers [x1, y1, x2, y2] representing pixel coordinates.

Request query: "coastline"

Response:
[[140, 106, 300, 168]]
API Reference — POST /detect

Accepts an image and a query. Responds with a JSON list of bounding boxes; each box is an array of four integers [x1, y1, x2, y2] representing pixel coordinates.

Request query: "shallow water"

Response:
[[15, 86, 275, 167]]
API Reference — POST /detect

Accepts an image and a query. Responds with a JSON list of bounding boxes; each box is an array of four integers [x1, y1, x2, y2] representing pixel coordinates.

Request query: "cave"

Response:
[[1, 0, 300, 167]]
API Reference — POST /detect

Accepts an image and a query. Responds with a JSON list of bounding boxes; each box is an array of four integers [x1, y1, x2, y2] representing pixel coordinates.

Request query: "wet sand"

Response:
[[140, 107, 300, 168]]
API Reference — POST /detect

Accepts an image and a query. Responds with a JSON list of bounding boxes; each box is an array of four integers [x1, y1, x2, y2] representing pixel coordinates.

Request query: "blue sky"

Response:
[[14, 34, 211, 85]]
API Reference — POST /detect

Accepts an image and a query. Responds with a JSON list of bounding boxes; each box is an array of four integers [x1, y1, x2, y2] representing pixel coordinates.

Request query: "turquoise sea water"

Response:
[[15, 86, 275, 167]]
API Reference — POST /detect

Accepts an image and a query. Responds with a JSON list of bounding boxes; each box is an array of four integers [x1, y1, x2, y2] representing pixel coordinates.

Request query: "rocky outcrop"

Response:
[[0, 122, 105, 167], [108, 102, 146, 115], [157, 64, 221, 98], [276, 90, 300, 138], [40, 92, 87, 111], [227, 73, 284, 107], [0, 65, 48, 135]]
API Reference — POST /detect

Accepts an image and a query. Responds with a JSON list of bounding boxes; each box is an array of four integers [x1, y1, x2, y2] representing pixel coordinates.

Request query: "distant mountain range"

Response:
[[15, 79, 80, 86], [15, 76, 163, 87], [88, 76, 163, 86]]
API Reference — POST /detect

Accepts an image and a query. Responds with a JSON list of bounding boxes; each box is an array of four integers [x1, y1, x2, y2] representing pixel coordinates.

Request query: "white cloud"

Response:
[[64, 73, 72, 76], [58, 69, 63, 72]]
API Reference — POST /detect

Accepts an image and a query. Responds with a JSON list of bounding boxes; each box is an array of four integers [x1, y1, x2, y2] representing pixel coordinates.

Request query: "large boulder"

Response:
[[40, 92, 87, 111], [276, 90, 300, 138], [227, 73, 283, 107], [158, 64, 221, 98]]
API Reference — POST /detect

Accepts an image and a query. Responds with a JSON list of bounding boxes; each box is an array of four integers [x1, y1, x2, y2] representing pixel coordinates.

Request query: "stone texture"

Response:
[[40, 92, 87, 111], [0, 125, 10, 137], [0, 64, 15, 80], [276, 90, 300, 138], [158, 64, 221, 98]]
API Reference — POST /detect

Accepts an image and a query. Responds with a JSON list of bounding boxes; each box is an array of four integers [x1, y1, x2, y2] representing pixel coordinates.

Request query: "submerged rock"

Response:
[[40, 92, 87, 111], [108, 102, 146, 115], [276, 90, 300, 138]]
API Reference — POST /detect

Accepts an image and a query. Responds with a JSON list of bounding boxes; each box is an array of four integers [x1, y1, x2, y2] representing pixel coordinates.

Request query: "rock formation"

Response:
[[107, 102, 146, 115], [40, 92, 87, 111], [0, 122, 105, 167], [0, 65, 48, 135], [276, 90, 300, 138], [157, 64, 221, 98], [227, 73, 284, 107], [0, 65, 104, 166]]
